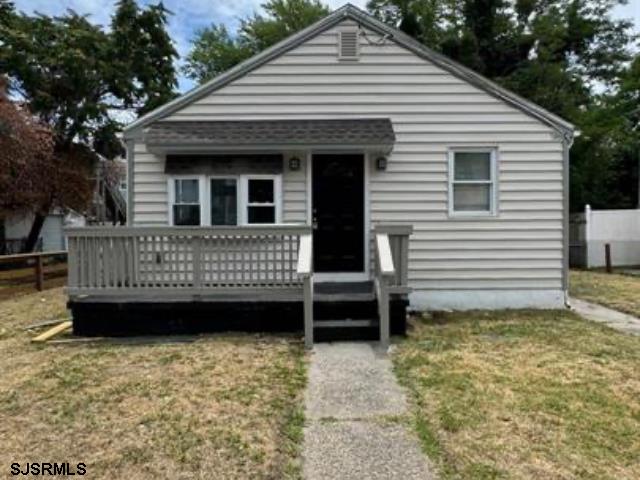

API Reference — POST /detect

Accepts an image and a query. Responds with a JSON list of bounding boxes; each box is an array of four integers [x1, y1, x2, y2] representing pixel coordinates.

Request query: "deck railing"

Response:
[[66, 225, 312, 296], [374, 224, 413, 348]]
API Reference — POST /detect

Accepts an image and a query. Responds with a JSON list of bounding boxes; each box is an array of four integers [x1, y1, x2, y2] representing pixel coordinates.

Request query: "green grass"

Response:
[[393, 310, 640, 480], [570, 269, 640, 317], [0, 288, 308, 479]]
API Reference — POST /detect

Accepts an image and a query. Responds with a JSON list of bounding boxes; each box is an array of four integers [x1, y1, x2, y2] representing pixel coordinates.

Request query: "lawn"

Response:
[[570, 269, 640, 318], [393, 310, 640, 480], [0, 288, 307, 479]]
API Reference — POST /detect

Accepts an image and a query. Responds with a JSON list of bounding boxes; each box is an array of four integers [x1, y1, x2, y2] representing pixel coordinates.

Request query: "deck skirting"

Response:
[[68, 297, 409, 338]]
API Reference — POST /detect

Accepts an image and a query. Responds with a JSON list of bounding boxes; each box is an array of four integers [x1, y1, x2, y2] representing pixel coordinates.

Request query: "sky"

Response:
[[13, 0, 640, 93]]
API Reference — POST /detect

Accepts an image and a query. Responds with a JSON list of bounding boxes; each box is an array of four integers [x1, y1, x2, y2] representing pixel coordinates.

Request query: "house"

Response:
[[65, 4, 575, 346], [1, 155, 126, 255], [2, 209, 84, 254]]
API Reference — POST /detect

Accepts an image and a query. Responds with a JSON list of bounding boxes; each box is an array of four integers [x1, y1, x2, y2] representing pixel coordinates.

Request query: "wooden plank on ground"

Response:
[[31, 321, 72, 343]]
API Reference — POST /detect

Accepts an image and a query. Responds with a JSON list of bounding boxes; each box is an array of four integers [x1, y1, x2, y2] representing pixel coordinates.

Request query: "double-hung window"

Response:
[[246, 177, 278, 224], [171, 178, 201, 225], [449, 149, 497, 216]]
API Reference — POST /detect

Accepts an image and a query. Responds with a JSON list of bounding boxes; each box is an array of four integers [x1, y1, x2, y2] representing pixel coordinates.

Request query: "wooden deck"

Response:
[[65, 224, 412, 347]]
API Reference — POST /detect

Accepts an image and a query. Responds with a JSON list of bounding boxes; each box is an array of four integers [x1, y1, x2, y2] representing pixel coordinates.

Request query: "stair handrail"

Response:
[[297, 233, 314, 348], [375, 232, 395, 348], [374, 224, 413, 349]]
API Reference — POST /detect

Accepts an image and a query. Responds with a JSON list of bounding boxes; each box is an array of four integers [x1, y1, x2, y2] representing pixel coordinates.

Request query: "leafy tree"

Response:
[[183, 0, 329, 83], [0, 1, 178, 250], [0, 76, 54, 217], [111, 0, 178, 114], [0, 0, 14, 24], [182, 25, 253, 83], [0, 77, 93, 241]]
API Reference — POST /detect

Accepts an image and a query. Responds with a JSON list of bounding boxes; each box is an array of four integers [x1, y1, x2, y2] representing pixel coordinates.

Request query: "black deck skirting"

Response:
[[69, 297, 408, 339]]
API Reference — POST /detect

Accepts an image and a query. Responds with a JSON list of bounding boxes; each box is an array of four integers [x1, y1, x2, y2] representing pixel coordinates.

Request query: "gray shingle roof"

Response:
[[146, 119, 395, 148]]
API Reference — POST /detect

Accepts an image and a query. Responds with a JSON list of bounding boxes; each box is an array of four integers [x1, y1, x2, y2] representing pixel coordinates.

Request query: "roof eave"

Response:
[[147, 143, 394, 155]]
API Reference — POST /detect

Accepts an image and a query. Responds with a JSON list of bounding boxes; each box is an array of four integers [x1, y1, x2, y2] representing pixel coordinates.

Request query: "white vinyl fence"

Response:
[[570, 205, 640, 268]]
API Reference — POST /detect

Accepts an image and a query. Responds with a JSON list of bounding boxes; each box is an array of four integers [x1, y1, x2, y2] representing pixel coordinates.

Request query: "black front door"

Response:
[[312, 154, 364, 273]]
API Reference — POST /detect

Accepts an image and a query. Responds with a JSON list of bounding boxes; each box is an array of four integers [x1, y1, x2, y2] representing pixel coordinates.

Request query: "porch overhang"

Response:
[[144, 118, 395, 155]]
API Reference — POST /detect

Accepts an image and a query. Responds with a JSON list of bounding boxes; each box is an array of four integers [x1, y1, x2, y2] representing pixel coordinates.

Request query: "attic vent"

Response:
[[339, 29, 359, 60]]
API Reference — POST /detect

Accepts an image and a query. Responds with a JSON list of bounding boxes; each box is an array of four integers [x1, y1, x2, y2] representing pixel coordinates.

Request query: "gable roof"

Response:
[[123, 4, 575, 139]]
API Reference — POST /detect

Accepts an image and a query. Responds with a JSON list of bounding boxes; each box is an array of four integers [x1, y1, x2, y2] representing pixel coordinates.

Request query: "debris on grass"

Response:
[[31, 321, 72, 343]]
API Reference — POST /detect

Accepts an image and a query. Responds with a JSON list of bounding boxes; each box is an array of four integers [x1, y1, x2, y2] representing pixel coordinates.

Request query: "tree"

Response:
[[183, 0, 329, 83], [0, 1, 178, 250], [111, 0, 179, 114], [0, 76, 54, 218], [182, 25, 253, 83], [0, 77, 93, 243]]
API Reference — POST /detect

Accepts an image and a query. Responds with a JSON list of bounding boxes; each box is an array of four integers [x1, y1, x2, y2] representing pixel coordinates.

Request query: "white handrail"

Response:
[[296, 233, 314, 349], [296, 234, 313, 277], [65, 224, 311, 237], [376, 233, 396, 278]]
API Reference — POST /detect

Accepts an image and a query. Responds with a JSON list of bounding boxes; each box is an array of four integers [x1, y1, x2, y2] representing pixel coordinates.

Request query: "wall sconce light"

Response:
[[289, 156, 301, 171], [376, 156, 387, 171]]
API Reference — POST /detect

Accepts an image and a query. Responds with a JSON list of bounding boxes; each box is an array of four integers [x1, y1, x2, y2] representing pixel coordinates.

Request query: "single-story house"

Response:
[[65, 4, 575, 347], [2, 209, 85, 254]]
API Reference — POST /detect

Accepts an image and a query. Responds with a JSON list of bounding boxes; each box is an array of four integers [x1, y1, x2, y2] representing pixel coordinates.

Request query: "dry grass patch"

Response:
[[0, 288, 307, 479], [570, 269, 640, 317], [394, 310, 640, 480], [0, 262, 67, 300]]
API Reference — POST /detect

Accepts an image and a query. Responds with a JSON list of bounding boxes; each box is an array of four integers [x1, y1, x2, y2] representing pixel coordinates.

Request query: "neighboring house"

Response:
[[1, 156, 126, 255], [86, 155, 127, 226], [65, 5, 575, 346], [2, 210, 84, 254]]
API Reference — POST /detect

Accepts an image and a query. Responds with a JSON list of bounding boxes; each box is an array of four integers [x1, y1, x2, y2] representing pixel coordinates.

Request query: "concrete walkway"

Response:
[[570, 297, 640, 335], [302, 343, 436, 480]]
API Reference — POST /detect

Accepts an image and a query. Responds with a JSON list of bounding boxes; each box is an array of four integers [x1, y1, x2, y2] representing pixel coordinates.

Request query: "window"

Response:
[[449, 150, 497, 215], [172, 178, 201, 225], [246, 178, 276, 224], [210, 178, 237, 225], [168, 174, 281, 226]]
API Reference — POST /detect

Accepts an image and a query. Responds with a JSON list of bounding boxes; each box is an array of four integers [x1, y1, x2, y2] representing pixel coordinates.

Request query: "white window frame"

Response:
[[448, 148, 498, 217], [167, 174, 282, 226], [241, 174, 282, 225], [168, 176, 205, 226]]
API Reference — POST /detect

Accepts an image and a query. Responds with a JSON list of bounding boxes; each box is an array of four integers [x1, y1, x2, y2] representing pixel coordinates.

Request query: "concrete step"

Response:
[[314, 319, 377, 328]]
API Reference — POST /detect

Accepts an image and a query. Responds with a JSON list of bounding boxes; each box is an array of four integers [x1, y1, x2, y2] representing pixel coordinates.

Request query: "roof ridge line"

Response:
[[124, 4, 574, 138]]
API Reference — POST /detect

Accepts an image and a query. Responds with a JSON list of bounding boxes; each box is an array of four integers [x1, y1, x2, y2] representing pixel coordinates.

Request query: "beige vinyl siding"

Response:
[[141, 19, 563, 292], [132, 141, 168, 225], [282, 153, 308, 223]]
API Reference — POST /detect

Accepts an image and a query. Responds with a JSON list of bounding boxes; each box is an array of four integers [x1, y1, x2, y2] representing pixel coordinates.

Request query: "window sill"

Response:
[[448, 212, 498, 219]]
